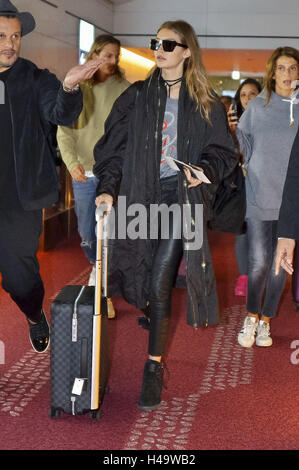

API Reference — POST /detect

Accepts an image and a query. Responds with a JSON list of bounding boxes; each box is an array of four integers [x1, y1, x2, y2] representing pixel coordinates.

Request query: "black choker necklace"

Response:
[[162, 76, 183, 97]]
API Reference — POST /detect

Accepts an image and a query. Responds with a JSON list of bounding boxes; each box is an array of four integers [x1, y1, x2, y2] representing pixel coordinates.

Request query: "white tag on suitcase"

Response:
[[72, 378, 86, 396]]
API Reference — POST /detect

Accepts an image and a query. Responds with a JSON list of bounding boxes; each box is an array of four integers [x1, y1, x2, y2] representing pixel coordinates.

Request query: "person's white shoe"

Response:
[[256, 320, 273, 347], [238, 316, 258, 348], [88, 265, 96, 286]]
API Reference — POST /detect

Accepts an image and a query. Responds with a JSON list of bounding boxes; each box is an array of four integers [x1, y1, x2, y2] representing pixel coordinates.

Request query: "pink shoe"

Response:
[[234, 275, 248, 296]]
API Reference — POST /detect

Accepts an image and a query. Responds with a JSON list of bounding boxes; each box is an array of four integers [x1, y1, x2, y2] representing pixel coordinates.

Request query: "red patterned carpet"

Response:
[[0, 232, 299, 452]]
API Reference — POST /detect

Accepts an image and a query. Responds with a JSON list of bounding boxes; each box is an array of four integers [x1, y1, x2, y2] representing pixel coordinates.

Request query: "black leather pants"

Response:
[[148, 176, 183, 356]]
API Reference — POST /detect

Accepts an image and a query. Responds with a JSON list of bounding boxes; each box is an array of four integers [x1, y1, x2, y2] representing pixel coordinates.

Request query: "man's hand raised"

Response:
[[63, 58, 109, 90]]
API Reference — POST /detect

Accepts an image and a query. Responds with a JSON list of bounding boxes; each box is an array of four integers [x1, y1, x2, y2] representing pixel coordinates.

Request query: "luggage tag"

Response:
[[72, 378, 86, 396]]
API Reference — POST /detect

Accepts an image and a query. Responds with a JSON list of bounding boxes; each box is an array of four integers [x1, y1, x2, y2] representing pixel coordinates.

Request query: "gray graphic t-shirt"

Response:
[[160, 97, 179, 179]]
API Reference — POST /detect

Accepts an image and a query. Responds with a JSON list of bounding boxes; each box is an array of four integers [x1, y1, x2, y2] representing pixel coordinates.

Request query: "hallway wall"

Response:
[[15, 0, 113, 80], [13, 1, 299, 80], [113, 0, 299, 50]]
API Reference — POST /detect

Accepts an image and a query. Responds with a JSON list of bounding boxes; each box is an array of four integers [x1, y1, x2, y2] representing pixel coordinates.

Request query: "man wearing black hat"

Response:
[[0, 1, 107, 353]]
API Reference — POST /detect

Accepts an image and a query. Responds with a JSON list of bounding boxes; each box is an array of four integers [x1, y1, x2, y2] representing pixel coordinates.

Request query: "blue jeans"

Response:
[[72, 177, 98, 264], [235, 231, 248, 276], [246, 218, 286, 319]]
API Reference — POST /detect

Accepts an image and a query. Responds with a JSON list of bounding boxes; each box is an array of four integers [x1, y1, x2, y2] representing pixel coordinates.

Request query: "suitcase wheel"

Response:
[[49, 407, 61, 419], [91, 409, 102, 420]]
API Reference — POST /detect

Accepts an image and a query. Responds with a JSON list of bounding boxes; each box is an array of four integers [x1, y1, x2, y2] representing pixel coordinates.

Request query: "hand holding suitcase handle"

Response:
[[95, 202, 110, 220], [95, 194, 113, 214]]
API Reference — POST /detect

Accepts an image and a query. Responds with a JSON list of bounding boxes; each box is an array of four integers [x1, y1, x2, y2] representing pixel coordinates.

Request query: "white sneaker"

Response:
[[256, 320, 273, 347], [238, 316, 258, 348], [88, 265, 96, 286]]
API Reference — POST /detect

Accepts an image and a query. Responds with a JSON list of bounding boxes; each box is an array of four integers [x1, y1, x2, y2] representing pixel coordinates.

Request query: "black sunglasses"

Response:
[[150, 38, 188, 52]]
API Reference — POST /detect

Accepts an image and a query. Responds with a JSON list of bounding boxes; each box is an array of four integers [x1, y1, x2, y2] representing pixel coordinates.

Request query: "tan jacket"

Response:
[[57, 75, 130, 172]]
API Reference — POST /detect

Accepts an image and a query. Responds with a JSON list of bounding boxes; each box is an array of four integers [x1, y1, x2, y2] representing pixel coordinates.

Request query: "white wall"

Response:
[[11, 0, 299, 80], [14, 0, 113, 79], [113, 0, 299, 50]]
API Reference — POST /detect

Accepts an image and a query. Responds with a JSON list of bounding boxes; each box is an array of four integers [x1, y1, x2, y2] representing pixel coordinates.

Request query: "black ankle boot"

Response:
[[138, 359, 164, 411]]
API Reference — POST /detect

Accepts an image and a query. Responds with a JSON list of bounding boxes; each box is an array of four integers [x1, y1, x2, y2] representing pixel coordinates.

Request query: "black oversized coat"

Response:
[[94, 70, 235, 327]]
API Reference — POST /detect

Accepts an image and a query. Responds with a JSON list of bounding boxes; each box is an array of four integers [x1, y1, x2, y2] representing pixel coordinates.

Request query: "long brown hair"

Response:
[[264, 46, 299, 105], [156, 20, 215, 122], [85, 34, 125, 86]]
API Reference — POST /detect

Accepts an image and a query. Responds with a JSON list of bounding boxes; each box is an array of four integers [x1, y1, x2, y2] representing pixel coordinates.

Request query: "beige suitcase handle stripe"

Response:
[[91, 206, 110, 410]]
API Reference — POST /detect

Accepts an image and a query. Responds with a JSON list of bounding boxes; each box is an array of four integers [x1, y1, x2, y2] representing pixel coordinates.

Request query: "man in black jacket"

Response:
[[275, 128, 299, 276], [0, 1, 106, 352]]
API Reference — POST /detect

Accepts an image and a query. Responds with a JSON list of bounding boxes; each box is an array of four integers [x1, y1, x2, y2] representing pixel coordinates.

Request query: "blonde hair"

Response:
[[156, 20, 215, 122], [85, 34, 125, 86], [264, 46, 299, 105]]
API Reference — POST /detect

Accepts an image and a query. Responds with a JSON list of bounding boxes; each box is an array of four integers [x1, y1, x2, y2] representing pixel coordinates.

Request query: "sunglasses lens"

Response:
[[162, 40, 176, 52], [150, 39, 159, 50], [150, 39, 177, 52]]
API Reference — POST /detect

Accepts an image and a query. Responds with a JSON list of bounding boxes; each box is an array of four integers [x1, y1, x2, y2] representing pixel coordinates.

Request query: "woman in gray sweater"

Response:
[[232, 46, 299, 348]]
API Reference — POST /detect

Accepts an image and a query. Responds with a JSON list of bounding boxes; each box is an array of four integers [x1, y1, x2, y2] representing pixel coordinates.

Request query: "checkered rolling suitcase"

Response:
[[49, 205, 110, 419]]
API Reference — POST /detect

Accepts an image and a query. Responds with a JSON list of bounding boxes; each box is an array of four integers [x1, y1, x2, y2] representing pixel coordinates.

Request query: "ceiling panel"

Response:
[[105, 0, 135, 4]]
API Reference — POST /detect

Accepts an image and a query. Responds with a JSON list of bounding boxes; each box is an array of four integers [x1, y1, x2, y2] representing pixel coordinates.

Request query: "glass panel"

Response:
[[79, 19, 95, 64]]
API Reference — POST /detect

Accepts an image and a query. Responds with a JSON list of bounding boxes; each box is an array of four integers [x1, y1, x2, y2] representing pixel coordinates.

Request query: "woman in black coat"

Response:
[[94, 20, 235, 410]]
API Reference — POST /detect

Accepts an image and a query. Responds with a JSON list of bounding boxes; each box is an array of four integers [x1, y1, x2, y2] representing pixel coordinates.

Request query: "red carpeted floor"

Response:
[[0, 231, 299, 451]]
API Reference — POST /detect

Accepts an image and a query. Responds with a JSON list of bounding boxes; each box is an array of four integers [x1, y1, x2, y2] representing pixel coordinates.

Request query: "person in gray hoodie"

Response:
[[231, 46, 299, 348]]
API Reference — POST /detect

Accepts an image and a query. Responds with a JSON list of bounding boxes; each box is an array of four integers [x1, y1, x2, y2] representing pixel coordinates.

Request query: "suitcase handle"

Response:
[[94, 205, 110, 301], [91, 205, 110, 410], [95, 203, 109, 222]]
